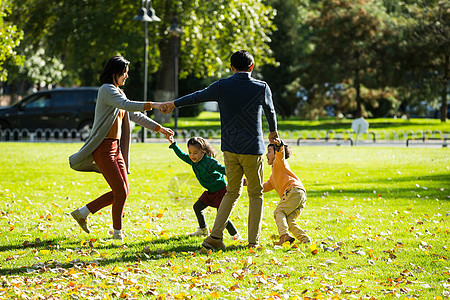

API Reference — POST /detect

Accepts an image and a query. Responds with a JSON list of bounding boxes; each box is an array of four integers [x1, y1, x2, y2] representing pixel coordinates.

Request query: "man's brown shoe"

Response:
[[274, 234, 295, 246], [202, 235, 226, 250]]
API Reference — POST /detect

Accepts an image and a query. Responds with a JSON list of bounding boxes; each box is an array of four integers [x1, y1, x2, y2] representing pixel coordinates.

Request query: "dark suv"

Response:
[[0, 87, 98, 139]]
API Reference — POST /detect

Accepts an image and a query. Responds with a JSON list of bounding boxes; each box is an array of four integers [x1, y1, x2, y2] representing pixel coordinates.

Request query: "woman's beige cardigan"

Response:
[[69, 84, 160, 173]]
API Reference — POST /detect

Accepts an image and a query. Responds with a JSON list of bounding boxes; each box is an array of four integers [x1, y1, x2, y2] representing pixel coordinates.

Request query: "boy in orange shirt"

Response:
[[263, 140, 311, 245]]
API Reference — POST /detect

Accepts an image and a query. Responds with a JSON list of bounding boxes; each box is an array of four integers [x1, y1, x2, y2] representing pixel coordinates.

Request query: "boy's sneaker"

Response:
[[274, 234, 295, 246], [202, 235, 226, 250], [70, 209, 90, 233], [232, 232, 243, 241], [188, 227, 209, 237]]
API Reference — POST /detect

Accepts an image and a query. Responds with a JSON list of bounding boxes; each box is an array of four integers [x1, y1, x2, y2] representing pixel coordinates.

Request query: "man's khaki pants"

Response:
[[210, 151, 263, 245]]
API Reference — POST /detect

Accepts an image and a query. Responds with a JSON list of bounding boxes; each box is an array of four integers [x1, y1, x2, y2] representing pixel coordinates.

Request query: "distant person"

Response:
[[69, 55, 173, 241], [159, 50, 279, 249], [262, 140, 311, 245], [168, 136, 241, 241]]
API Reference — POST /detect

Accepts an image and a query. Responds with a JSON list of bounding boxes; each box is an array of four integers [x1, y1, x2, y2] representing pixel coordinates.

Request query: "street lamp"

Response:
[[169, 18, 183, 136], [133, 0, 160, 142]]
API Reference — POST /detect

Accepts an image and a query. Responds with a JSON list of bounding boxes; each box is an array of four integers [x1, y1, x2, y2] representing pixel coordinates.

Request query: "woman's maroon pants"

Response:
[[86, 139, 129, 230]]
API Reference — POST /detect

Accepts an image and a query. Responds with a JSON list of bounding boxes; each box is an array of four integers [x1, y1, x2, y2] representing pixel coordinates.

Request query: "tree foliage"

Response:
[[0, 0, 23, 81], [260, 0, 311, 119], [6, 0, 275, 95], [3, 0, 448, 121], [395, 0, 449, 121], [303, 0, 396, 118]]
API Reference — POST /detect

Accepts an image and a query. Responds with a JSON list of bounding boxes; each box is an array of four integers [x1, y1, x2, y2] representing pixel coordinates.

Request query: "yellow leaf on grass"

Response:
[[145, 222, 151, 229], [39, 250, 50, 255], [210, 292, 219, 298], [174, 292, 186, 299], [310, 244, 318, 251], [282, 241, 291, 248], [68, 268, 76, 275]]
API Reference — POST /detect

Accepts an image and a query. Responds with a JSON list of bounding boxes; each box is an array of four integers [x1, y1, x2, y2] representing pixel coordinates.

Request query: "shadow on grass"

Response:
[[0, 235, 223, 275], [0, 238, 62, 252]]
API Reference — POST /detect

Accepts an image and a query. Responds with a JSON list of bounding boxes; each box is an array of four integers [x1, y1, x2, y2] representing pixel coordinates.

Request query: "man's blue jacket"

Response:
[[174, 72, 277, 155]]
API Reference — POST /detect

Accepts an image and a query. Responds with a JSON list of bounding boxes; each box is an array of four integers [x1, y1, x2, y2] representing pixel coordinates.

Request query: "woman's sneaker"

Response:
[[188, 227, 209, 236], [70, 209, 90, 233], [112, 232, 124, 241]]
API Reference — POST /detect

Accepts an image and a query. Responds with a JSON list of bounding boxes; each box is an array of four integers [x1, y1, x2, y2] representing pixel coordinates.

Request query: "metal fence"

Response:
[[0, 128, 448, 147]]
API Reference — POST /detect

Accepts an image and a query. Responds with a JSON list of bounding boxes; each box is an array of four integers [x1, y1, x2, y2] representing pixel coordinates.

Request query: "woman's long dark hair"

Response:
[[99, 55, 130, 85]]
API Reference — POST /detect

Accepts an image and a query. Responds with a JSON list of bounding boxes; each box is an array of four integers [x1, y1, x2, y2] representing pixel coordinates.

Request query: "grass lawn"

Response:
[[162, 112, 450, 134], [0, 142, 449, 299]]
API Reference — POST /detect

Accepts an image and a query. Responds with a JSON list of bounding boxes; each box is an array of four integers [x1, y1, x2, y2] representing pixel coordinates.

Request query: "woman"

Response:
[[69, 55, 173, 240]]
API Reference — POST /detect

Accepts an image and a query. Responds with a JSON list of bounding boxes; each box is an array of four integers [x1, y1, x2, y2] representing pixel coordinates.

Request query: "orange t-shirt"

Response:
[[105, 109, 125, 139], [263, 146, 305, 198]]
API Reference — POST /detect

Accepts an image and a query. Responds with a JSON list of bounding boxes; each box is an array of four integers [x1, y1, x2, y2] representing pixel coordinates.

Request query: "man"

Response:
[[160, 50, 278, 249]]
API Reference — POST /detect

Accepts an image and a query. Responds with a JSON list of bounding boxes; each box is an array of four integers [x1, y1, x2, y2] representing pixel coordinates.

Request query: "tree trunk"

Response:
[[10, 83, 18, 105], [440, 54, 449, 122], [354, 52, 362, 118], [153, 37, 176, 124]]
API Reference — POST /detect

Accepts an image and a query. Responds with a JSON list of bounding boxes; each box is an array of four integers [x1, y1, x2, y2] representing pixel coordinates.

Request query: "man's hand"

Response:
[[159, 101, 176, 114], [268, 131, 279, 144]]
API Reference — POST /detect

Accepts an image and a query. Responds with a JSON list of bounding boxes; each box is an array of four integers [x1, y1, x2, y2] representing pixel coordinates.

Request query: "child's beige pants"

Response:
[[274, 187, 310, 243]]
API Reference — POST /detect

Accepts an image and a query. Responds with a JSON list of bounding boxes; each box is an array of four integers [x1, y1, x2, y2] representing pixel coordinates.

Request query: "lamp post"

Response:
[[133, 0, 160, 142], [169, 18, 183, 136]]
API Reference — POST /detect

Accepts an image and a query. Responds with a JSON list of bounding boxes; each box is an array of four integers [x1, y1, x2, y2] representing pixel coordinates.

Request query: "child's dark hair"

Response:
[[268, 143, 292, 159], [187, 137, 216, 158]]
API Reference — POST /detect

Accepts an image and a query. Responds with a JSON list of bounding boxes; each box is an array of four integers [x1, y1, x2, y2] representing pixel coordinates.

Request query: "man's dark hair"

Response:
[[100, 55, 130, 85], [230, 50, 254, 71]]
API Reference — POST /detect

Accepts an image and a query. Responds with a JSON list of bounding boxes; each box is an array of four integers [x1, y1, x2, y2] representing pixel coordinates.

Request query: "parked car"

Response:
[[0, 87, 98, 140]]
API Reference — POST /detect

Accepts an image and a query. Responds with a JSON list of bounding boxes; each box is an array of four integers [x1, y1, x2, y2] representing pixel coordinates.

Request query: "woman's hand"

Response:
[[167, 134, 175, 144], [158, 126, 174, 140]]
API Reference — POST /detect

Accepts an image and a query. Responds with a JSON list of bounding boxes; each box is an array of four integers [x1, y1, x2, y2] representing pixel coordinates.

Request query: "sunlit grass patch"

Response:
[[0, 142, 449, 299]]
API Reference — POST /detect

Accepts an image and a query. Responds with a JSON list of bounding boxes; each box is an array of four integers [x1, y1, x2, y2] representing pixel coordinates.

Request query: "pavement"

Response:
[[146, 138, 448, 148]]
